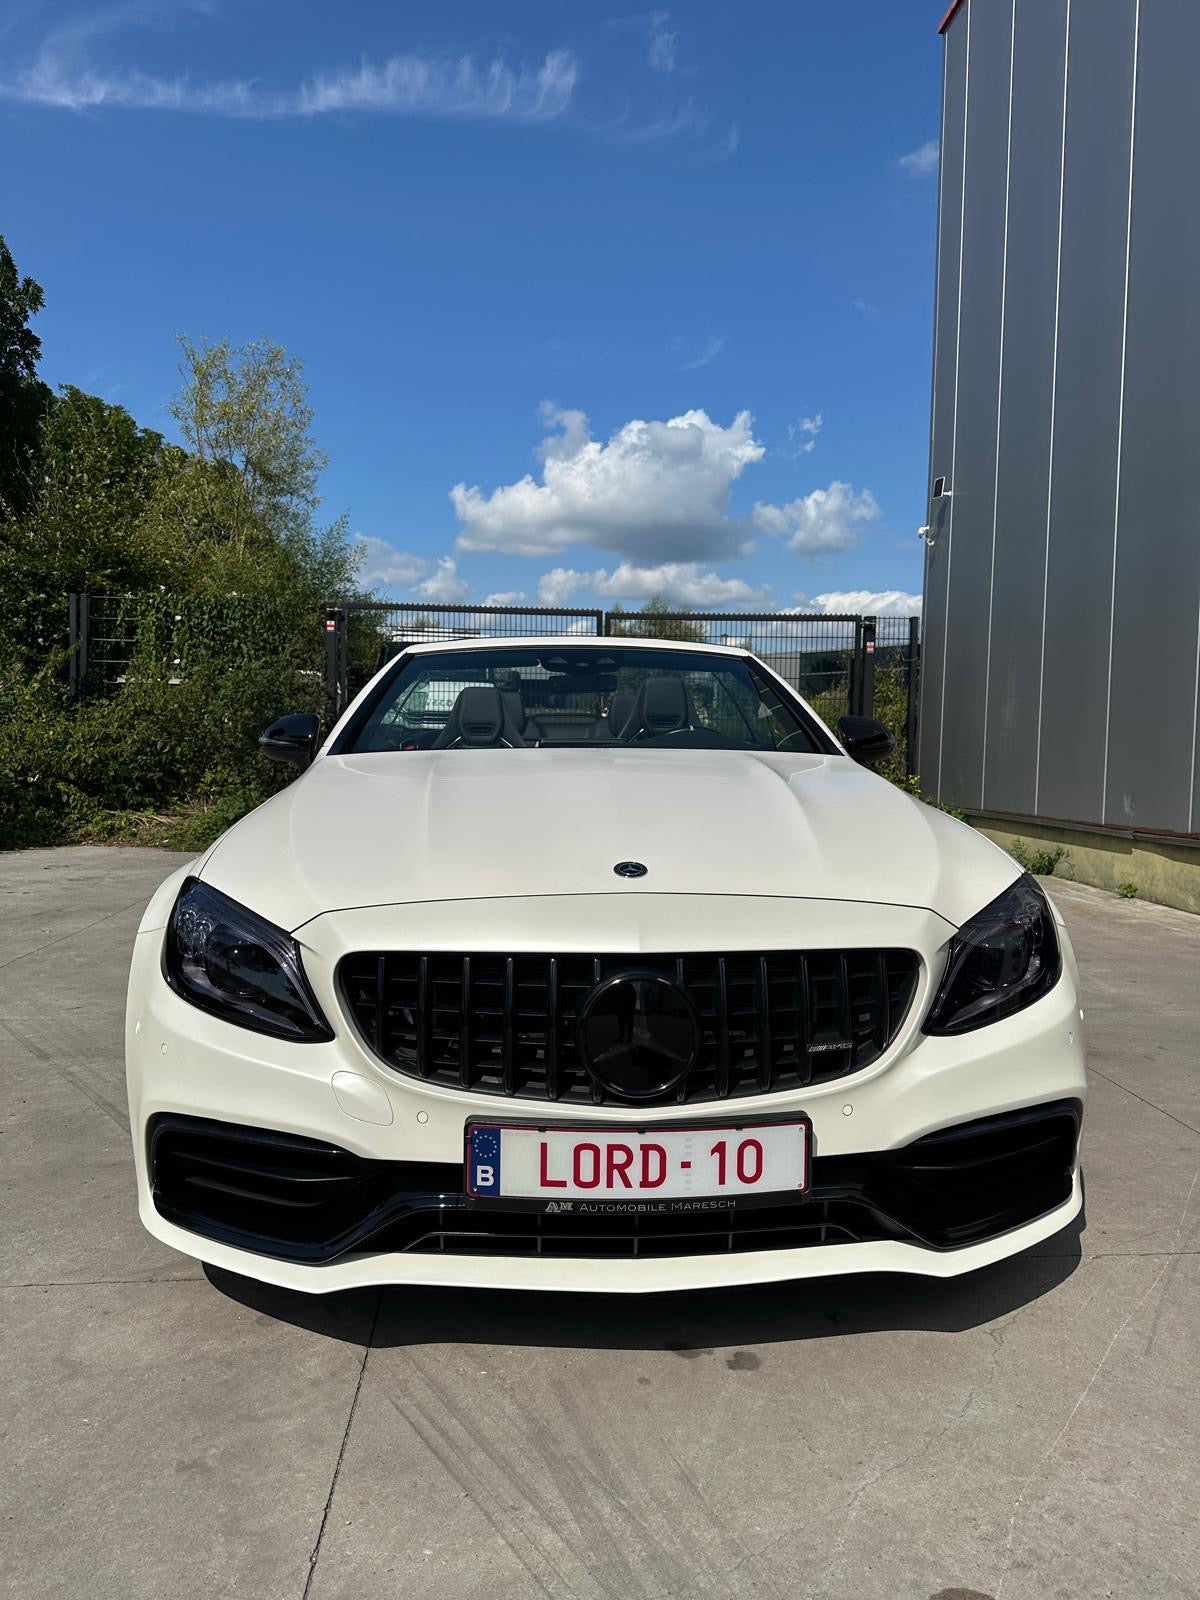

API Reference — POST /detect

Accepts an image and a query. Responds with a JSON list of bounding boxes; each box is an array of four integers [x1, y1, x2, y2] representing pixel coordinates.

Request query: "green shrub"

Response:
[[0, 612, 322, 852], [1008, 838, 1068, 876], [871, 665, 910, 783], [1117, 881, 1138, 899]]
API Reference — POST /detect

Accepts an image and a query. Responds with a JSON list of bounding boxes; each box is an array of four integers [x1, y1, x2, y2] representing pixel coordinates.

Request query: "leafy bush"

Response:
[[0, 639, 321, 850], [1008, 838, 1068, 876], [870, 664, 911, 783], [1117, 881, 1138, 899]]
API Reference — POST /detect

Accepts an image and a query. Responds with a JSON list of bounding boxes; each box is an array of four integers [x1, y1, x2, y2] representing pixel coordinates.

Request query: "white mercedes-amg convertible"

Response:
[[125, 636, 1085, 1294]]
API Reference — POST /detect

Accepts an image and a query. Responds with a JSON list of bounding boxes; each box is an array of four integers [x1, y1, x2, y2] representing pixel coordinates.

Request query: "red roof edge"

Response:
[[938, 0, 965, 33]]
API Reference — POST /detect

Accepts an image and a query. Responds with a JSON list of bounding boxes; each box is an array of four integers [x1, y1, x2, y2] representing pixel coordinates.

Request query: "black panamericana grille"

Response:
[[337, 949, 920, 1105]]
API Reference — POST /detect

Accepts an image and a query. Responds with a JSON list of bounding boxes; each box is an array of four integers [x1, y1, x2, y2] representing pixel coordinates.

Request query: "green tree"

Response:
[[607, 596, 708, 643], [0, 234, 52, 523], [147, 334, 360, 606], [0, 387, 174, 666], [169, 334, 328, 555], [35, 387, 173, 583]]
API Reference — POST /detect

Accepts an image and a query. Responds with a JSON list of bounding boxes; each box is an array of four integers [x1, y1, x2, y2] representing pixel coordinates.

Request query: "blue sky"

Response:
[[1, 0, 946, 614]]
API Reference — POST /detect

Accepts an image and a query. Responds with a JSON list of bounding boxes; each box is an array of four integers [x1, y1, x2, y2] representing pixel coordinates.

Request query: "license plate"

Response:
[[465, 1118, 810, 1210]]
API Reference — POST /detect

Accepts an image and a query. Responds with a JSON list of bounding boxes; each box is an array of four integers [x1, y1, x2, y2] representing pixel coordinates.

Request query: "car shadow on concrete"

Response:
[[204, 1209, 1084, 1352]]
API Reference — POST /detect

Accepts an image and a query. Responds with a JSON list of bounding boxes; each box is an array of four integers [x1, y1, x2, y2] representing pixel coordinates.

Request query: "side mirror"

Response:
[[259, 712, 320, 769], [837, 715, 895, 765]]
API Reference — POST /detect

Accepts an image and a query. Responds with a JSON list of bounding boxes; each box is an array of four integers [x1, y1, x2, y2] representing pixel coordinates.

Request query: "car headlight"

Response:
[[923, 874, 1061, 1036], [163, 879, 333, 1042]]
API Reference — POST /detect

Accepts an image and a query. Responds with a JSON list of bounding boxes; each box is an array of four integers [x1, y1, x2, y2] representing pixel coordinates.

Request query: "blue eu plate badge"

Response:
[[468, 1126, 502, 1196]]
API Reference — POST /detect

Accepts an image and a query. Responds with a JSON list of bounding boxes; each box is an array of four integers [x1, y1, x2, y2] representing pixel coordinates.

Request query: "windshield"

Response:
[[342, 647, 831, 755]]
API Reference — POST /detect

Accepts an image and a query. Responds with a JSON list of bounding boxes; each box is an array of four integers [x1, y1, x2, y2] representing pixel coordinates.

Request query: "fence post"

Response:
[[68, 592, 90, 701], [905, 615, 920, 778], [324, 606, 346, 723], [859, 616, 877, 718]]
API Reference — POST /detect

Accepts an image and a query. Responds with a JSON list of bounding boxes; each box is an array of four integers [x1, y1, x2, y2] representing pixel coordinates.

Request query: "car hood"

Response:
[[199, 748, 1018, 933]]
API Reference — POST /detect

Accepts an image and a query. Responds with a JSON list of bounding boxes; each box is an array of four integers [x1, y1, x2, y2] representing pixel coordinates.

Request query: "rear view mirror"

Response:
[[259, 712, 320, 769], [837, 715, 895, 765]]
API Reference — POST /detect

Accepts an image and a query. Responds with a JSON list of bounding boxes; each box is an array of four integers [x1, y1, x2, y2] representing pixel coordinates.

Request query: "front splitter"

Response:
[[140, 1170, 1082, 1297]]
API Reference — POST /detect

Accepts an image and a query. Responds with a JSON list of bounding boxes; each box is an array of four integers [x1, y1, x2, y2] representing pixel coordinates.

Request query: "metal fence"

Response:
[[67, 592, 154, 696], [64, 594, 920, 775], [875, 614, 921, 778], [65, 592, 319, 697]]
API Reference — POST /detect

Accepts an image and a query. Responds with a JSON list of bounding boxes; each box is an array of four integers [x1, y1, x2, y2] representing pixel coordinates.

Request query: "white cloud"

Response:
[[538, 568, 596, 606], [598, 562, 771, 607], [414, 556, 472, 604], [647, 10, 678, 73], [539, 562, 771, 609], [609, 102, 737, 160], [480, 590, 527, 606], [453, 405, 764, 561], [615, 98, 711, 144], [0, 42, 577, 120], [297, 52, 575, 120], [357, 538, 429, 589], [898, 139, 939, 176], [610, 9, 679, 74], [753, 481, 880, 555], [785, 414, 823, 456], [668, 333, 724, 372], [796, 589, 923, 617]]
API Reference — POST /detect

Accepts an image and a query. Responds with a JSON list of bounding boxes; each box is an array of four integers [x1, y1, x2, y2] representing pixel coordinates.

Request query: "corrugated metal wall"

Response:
[[919, 0, 1200, 839]]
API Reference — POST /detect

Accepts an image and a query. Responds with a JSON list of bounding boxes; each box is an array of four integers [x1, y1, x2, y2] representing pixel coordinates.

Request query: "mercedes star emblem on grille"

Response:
[[613, 861, 648, 878], [576, 970, 703, 1100]]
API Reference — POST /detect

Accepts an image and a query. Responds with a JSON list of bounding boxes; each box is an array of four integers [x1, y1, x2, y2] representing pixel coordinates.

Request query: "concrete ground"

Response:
[[2, 847, 1198, 1600]]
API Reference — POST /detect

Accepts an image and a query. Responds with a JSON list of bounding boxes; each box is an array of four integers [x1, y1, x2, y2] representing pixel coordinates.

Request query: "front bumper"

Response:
[[148, 1097, 1081, 1254], [126, 889, 1088, 1294]]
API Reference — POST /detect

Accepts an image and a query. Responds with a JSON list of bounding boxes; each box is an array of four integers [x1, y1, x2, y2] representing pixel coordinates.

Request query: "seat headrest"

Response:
[[456, 687, 506, 745], [500, 690, 527, 735], [607, 691, 636, 738], [635, 676, 689, 733]]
